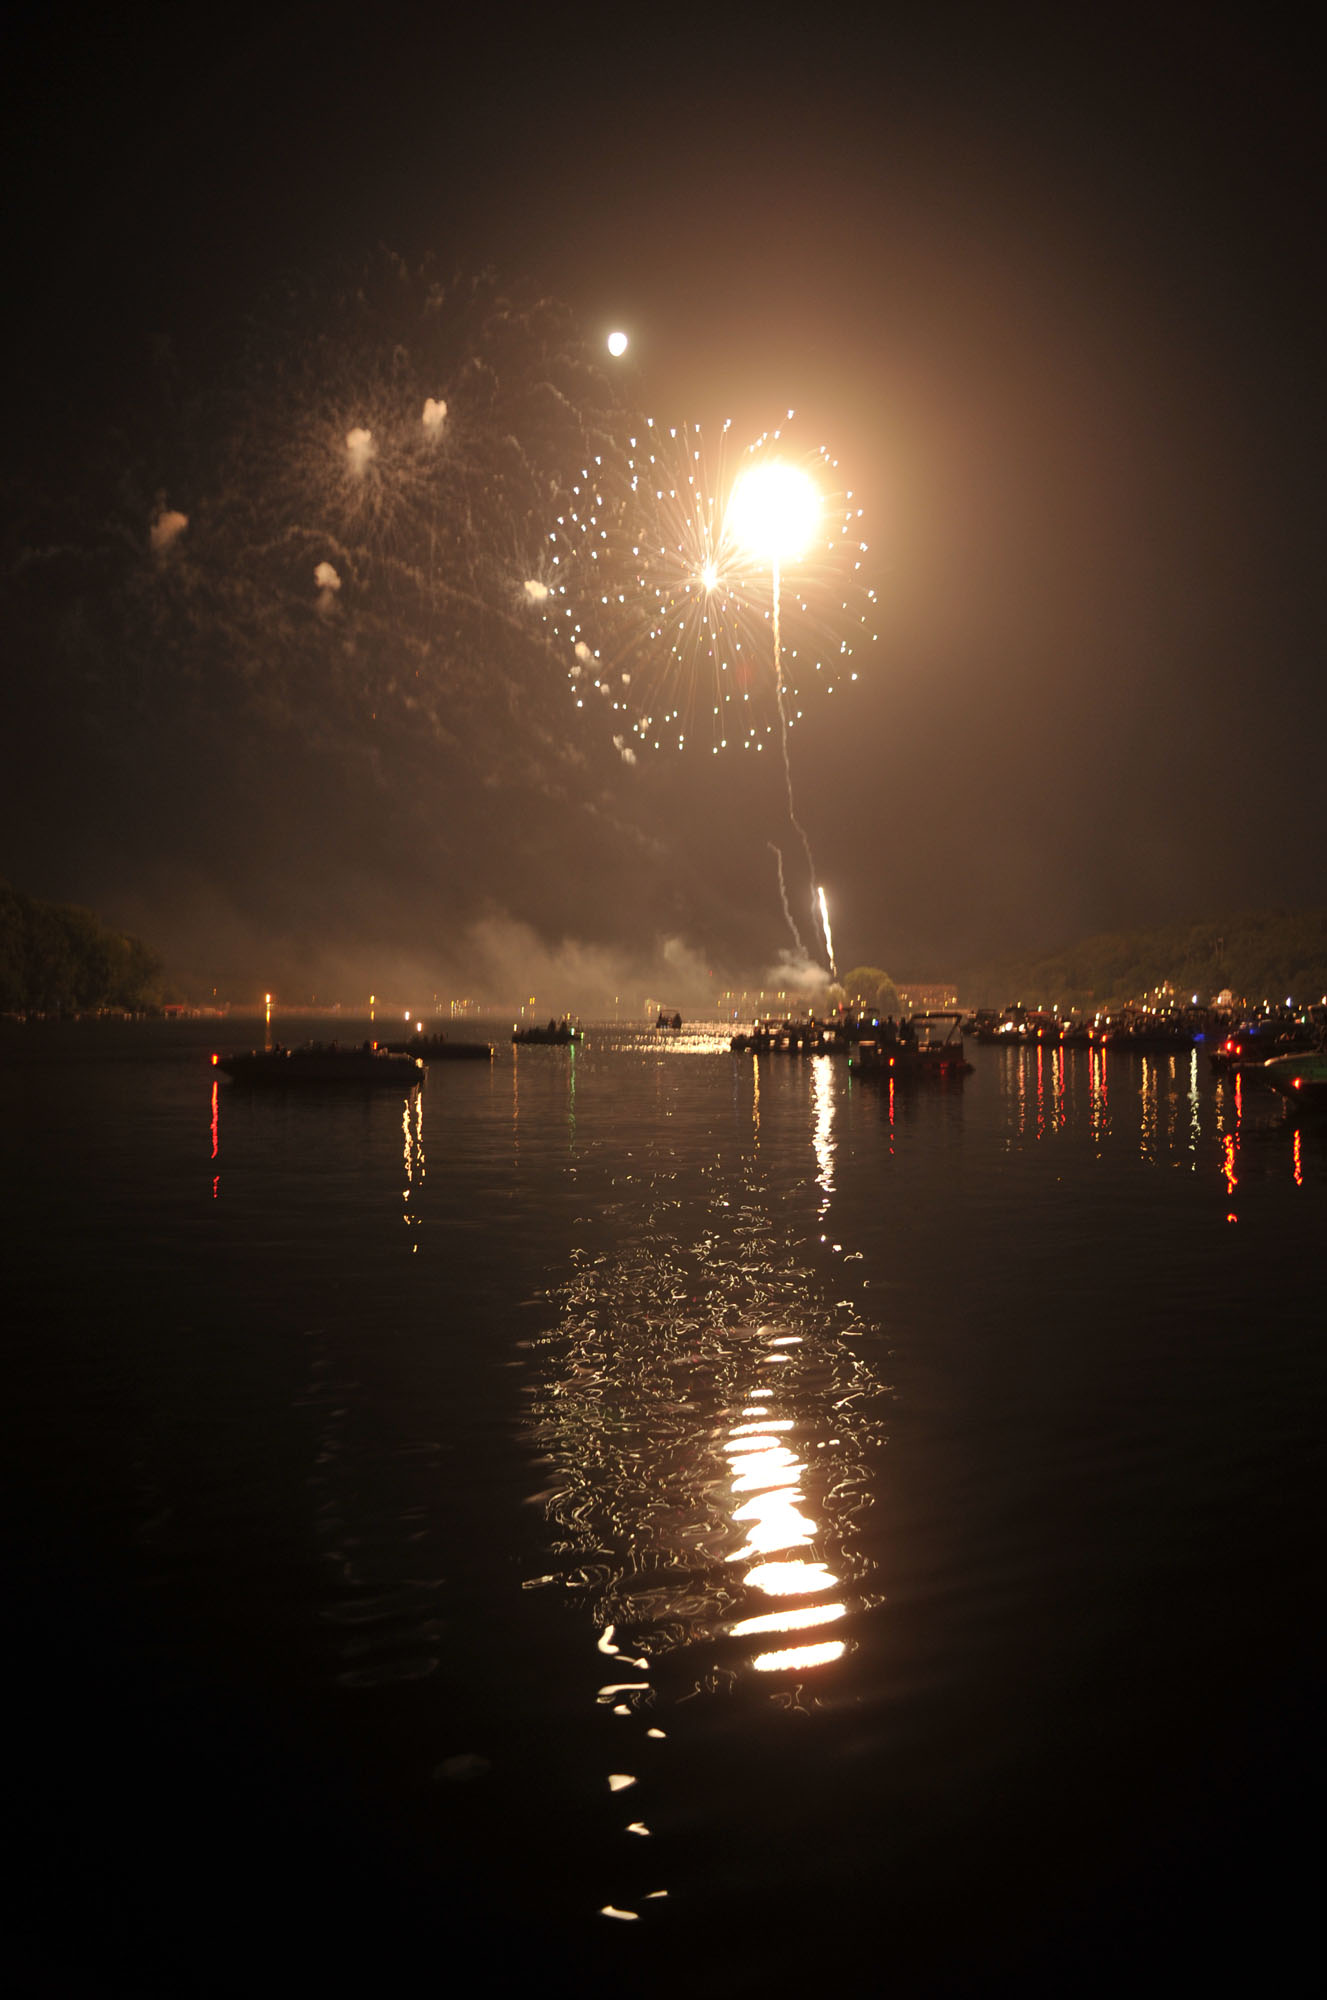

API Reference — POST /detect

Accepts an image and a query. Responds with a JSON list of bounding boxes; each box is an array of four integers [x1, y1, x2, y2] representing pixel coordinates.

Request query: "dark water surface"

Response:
[[4, 1019, 1322, 1993]]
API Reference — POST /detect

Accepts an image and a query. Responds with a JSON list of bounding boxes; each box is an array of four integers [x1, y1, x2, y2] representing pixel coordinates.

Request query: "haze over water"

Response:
[[5, 1018, 1320, 1992]]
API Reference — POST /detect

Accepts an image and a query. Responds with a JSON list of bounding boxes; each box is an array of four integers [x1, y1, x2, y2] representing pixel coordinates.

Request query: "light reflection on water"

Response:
[[402, 1088, 424, 1247], [989, 1039, 1314, 1216], [514, 1031, 890, 1921], [523, 1070, 882, 1665], [6, 1017, 1325, 1984], [516, 1035, 1321, 1929], [525, 1265, 883, 1682]]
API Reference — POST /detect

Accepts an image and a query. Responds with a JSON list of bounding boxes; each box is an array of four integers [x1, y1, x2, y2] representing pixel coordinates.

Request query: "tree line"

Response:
[[0, 884, 164, 1014], [960, 909, 1327, 1012], [837, 912, 1327, 1017]]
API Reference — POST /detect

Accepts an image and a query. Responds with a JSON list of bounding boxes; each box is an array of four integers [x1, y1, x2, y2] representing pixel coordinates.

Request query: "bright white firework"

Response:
[[817, 886, 837, 977], [728, 460, 821, 563], [607, 330, 629, 357]]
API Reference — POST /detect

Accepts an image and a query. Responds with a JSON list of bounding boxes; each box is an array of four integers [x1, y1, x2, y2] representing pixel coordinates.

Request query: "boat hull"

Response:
[[385, 1038, 493, 1061], [217, 1048, 425, 1086], [1260, 1051, 1327, 1108]]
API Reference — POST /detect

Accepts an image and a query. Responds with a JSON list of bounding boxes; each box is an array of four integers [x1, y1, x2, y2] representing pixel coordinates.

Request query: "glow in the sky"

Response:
[[607, 330, 629, 357]]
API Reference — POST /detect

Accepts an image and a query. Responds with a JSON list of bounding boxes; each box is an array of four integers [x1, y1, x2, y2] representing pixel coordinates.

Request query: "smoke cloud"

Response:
[[765, 947, 832, 997]]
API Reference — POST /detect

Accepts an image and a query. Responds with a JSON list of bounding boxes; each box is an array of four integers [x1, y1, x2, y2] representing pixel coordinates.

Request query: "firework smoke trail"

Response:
[[766, 842, 806, 954], [769, 552, 828, 963]]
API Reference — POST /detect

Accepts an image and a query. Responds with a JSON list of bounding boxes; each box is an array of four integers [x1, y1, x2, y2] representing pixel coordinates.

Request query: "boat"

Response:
[[848, 1010, 972, 1078], [973, 1006, 1058, 1045], [215, 1042, 425, 1086], [1259, 1049, 1327, 1109], [384, 1034, 493, 1061], [1209, 1020, 1316, 1077], [731, 1018, 842, 1054], [512, 1021, 581, 1045], [1096, 1010, 1196, 1053]]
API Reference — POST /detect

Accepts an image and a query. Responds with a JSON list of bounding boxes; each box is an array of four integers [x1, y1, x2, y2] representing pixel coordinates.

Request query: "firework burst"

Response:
[[539, 412, 875, 757]]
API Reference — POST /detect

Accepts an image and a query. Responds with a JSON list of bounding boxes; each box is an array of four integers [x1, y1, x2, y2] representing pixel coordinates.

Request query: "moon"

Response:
[[607, 329, 629, 357]]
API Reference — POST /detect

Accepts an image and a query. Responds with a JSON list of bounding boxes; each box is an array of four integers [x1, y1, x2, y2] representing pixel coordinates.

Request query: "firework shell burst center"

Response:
[[538, 413, 875, 759]]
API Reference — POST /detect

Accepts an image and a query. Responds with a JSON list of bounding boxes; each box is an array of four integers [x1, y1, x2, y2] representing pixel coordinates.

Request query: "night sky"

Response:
[[5, 4, 1323, 1009]]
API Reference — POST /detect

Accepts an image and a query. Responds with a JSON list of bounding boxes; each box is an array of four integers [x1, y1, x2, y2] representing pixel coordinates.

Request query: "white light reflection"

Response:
[[811, 1055, 835, 1214], [401, 1088, 424, 1248], [752, 1639, 847, 1673], [732, 1488, 818, 1557], [728, 1442, 804, 1491], [528, 1184, 886, 1930], [743, 1559, 839, 1596], [730, 1601, 847, 1638]]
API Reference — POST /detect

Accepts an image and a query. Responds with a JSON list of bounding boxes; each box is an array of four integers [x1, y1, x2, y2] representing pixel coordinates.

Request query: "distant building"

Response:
[[899, 983, 959, 1012]]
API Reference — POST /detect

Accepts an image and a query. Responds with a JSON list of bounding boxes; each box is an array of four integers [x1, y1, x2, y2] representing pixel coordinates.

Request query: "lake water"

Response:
[[4, 1018, 1321, 1993]]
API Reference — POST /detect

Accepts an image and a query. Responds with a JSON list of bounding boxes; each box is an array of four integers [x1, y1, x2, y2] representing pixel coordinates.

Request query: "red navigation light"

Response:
[[211, 1053, 219, 1065]]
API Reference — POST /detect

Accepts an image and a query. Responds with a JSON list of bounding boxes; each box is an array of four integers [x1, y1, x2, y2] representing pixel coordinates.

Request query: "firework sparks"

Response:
[[82, 262, 628, 755], [817, 886, 837, 977], [12, 259, 869, 983], [538, 408, 874, 965], [539, 413, 875, 758]]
